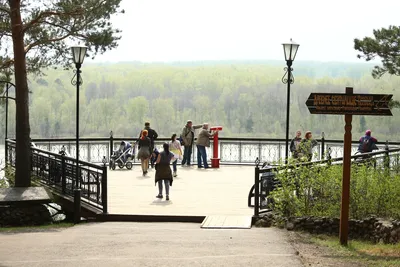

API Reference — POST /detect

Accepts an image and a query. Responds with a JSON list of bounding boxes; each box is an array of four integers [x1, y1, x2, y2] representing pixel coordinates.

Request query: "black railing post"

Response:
[[30, 148, 33, 171], [385, 140, 390, 171], [87, 142, 91, 162], [74, 189, 81, 224], [327, 147, 331, 160], [61, 154, 66, 194], [5, 139, 8, 163], [254, 166, 260, 217], [101, 161, 108, 214], [321, 132, 325, 160], [109, 130, 113, 163]]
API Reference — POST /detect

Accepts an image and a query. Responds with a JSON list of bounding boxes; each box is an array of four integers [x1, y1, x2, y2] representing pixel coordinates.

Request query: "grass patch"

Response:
[[0, 222, 73, 233], [312, 234, 400, 267]]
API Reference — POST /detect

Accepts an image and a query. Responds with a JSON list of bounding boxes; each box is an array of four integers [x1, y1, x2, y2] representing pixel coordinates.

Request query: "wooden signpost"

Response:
[[305, 87, 392, 246]]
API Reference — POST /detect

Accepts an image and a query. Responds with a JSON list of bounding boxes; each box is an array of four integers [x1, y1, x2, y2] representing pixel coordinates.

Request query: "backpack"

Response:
[[178, 135, 184, 146], [361, 137, 372, 153]]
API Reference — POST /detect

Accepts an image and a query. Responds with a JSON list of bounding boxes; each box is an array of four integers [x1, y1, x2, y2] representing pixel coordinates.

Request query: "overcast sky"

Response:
[[89, 0, 400, 63]]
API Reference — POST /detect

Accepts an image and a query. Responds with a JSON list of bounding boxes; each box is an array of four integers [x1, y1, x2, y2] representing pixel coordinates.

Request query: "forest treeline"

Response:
[[1, 60, 399, 141]]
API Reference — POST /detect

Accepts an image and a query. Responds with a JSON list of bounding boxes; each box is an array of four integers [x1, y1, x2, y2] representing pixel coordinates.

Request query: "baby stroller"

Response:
[[150, 147, 160, 168], [109, 141, 135, 170]]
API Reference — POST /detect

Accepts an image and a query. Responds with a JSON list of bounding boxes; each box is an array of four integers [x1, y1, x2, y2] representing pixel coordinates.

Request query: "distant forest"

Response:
[[1, 60, 399, 141]]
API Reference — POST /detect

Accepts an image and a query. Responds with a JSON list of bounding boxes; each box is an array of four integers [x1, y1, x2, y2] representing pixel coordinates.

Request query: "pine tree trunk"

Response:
[[9, 0, 31, 187]]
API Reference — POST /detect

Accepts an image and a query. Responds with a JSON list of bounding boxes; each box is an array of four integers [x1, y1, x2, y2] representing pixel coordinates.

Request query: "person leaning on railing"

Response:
[[196, 123, 218, 168], [358, 130, 378, 154], [181, 120, 202, 166]]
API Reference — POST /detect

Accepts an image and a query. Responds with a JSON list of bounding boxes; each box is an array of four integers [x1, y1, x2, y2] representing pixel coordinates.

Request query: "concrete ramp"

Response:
[[201, 215, 252, 229]]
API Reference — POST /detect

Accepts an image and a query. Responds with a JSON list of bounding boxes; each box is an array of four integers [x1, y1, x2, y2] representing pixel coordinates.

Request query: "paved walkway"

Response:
[[108, 165, 255, 216], [0, 222, 303, 267]]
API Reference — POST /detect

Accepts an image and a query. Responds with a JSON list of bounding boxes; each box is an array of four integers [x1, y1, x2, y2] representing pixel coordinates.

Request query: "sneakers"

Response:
[[173, 171, 177, 177], [166, 195, 170, 201]]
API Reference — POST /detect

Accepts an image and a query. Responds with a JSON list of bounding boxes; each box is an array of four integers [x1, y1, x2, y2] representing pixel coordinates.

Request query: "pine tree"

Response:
[[0, 0, 123, 186]]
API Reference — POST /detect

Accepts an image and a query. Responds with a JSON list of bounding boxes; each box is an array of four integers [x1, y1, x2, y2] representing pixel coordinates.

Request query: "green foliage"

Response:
[[354, 25, 400, 78], [270, 161, 400, 220], [0, 177, 8, 188], [2, 165, 15, 187], [0, 0, 124, 73]]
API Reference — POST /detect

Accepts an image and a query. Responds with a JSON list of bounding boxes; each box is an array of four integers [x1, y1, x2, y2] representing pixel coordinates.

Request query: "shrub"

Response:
[[270, 160, 400, 220]]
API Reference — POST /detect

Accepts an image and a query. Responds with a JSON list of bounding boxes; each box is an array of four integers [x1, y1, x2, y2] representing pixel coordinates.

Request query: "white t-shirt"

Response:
[[170, 140, 181, 155]]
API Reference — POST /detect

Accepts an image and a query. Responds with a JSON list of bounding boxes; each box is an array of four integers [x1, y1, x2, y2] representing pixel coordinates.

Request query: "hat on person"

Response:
[[365, 130, 371, 136], [187, 120, 192, 124]]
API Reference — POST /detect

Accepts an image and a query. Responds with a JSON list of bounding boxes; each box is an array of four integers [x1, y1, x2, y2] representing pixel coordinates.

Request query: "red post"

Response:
[[339, 87, 353, 246], [210, 126, 223, 168]]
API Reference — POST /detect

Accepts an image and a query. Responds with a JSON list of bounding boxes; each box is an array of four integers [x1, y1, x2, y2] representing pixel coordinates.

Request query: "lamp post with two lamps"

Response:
[[70, 46, 87, 188], [282, 39, 300, 162]]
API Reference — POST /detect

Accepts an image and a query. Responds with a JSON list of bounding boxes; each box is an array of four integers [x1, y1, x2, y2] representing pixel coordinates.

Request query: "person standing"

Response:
[[155, 143, 176, 201], [137, 130, 151, 176], [290, 130, 302, 159], [138, 122, 158, 168], [170, 134, 182, 177], [298, 131, 318, 161], [196, 123, 218, 168], [181, 120, 202, 166]]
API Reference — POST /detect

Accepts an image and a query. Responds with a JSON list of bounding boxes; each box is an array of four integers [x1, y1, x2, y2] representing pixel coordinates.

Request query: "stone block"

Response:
[[0, 187, 52, 206]]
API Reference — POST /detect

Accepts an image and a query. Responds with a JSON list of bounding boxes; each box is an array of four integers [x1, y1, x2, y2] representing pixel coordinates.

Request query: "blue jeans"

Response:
[[172, 159, 177, 172], [196, 145, 208, 168], [158, 179, 170, 195], [182, 145, 192, 165]]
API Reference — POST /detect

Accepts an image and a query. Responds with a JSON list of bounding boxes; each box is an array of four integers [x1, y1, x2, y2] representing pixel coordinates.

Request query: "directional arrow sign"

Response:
[[305, 93, 393, 116]]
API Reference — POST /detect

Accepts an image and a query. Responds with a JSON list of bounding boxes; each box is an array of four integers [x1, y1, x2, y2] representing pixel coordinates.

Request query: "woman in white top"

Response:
[[170, 134, 183, 177]]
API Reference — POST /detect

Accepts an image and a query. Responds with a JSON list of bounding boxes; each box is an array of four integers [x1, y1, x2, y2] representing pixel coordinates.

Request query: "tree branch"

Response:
[[23, 9, 83, 33], [0, 5, 10, 14], [0, 59, 14, 70], [25, 34, 72, 54], [41, 20, 88, 39]]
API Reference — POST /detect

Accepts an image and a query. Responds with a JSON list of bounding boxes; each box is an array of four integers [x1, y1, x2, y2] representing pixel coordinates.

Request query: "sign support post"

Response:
[[340, 87, 353, 246]]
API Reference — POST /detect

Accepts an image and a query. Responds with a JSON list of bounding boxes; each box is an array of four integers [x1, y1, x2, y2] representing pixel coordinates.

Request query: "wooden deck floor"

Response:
[[107, 165, 254, 216]]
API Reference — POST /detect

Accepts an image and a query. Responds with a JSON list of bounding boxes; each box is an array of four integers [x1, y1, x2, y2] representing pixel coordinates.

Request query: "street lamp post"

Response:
[[1, 81, 16, 161], [71, 46, 87, 188], [1, 81, 16, 140], [282, 39, 300, 163]]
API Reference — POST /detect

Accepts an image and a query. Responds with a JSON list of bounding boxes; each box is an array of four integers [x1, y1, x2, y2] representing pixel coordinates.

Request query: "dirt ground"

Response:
[[288, 231, 364, 267]]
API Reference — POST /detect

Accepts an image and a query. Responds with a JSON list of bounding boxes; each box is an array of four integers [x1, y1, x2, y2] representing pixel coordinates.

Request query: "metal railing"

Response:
[[249, 147, 400, 217], [21, 134, 400, 165], [5, 139, 108, 213]]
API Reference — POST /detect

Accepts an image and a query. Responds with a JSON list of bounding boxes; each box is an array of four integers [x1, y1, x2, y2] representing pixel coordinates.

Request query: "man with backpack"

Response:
[[358, 130, 378, 153], [181, 120, 202, 166]]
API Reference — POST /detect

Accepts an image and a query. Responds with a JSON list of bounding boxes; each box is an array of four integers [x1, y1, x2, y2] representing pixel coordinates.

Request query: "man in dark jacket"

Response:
[[138, 122, 158, 167], [290, 130, 302, 159], [181, 120, 202, 166]]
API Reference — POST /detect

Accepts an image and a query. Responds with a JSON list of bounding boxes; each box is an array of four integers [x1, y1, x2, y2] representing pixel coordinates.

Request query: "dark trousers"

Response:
[[197, 145, 208, 168], [181, 145, 193, 165]]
